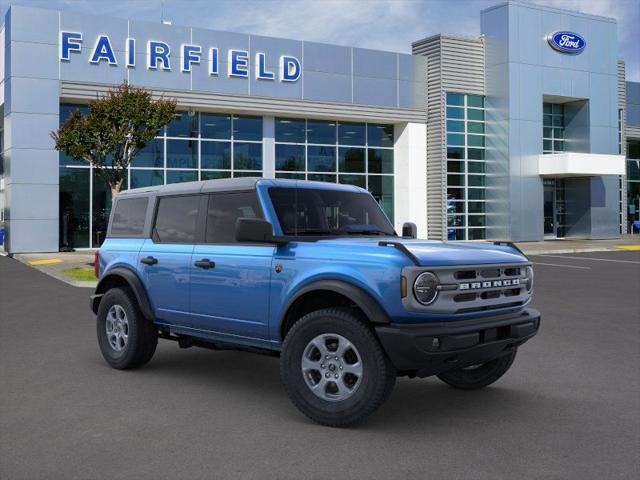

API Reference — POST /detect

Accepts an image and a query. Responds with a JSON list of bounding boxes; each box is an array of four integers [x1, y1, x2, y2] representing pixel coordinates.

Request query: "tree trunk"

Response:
[[110, 179, 123, 204]]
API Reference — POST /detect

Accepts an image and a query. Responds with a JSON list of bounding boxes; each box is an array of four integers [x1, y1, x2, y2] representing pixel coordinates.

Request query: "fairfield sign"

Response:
[[59, 31, 302, 82]]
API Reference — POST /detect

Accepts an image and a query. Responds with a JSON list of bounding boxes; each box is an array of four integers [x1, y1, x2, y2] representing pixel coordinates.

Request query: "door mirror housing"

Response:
[[402, 222, 417, 239], [236, 218, 287, 244]]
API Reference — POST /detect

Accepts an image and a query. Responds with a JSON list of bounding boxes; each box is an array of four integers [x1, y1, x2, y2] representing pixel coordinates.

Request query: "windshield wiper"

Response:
[[341, 229, 390, 236], [289, 228, 335, 236]]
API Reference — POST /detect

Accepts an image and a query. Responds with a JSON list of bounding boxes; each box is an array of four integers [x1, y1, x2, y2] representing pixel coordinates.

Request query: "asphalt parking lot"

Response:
[[1, 250, 638, 479]]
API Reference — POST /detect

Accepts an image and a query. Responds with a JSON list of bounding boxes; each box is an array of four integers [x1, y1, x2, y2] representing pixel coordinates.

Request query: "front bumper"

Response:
[[375, 308, 540, 378]]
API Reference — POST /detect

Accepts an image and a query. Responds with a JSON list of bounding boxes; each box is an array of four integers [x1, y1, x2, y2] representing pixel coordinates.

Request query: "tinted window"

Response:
[[111, 197, 148, 236], [154, 195, 200, 243], [269, 187, 395, 236], [206, 192, 262, 243]]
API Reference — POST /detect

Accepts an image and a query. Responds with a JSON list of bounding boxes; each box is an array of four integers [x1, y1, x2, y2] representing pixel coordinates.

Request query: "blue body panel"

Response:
[[99, 179, 530, 351]]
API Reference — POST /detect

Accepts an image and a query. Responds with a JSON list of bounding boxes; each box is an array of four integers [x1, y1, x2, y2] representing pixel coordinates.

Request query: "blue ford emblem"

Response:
[[547, 31, 586, 54]]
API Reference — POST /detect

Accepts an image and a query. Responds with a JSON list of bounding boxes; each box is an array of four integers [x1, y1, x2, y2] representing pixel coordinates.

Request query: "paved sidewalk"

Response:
[[10, 250, 97, 288], [511, 235, 640, 255]]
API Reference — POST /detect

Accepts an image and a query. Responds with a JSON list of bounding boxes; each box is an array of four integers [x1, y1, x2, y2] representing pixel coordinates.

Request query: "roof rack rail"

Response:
[[378, 241, 421, 266]]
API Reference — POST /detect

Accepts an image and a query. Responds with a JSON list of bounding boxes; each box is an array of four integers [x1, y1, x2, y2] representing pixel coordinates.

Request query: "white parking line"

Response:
[[531, 262, 591, 270], [538, 254, 640, 265]]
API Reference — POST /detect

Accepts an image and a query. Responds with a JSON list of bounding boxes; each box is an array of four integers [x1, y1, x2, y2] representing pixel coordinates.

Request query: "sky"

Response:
[[1, 0, 638, 80]]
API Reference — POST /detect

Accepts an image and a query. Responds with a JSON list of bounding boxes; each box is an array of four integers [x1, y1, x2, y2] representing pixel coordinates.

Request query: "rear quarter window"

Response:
[[110, 197, 149, 236]]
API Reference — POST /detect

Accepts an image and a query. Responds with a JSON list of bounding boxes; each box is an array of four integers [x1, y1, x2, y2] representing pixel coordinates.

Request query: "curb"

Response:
[[520, 247, 623, 255], [10, 255, 97, 289]]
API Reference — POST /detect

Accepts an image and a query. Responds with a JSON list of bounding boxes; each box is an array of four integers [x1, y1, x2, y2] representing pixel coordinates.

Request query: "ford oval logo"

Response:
[[547, 31, 586, 54]]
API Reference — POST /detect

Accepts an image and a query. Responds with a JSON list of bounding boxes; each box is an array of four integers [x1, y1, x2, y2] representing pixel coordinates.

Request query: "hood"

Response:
[[316, 237, 528, 266]]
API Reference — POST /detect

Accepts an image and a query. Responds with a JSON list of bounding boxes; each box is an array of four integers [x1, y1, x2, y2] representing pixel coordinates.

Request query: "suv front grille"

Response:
[[402, 263, 531, 315]]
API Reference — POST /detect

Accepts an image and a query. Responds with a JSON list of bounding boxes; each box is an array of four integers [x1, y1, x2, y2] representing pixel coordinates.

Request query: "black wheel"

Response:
[[280, 308, 396, 427], [436, 348, 517, 390], [96, 287, 157, 370]]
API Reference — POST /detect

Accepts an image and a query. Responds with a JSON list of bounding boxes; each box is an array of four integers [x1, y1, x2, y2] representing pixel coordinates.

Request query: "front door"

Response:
[[543, 179, 567, 238], [139, 194, 201, 326], [189, 191, 274, 340]]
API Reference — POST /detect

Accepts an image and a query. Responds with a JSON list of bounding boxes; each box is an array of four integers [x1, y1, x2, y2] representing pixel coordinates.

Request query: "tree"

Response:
[[52, 82, 176, 200]]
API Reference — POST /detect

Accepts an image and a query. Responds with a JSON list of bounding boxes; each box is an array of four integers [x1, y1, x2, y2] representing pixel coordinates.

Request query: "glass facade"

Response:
[[543, 103, 565, 154], [274, 118, 395, 222], [58, 104, 263, 248], [627, 139, 640, 232], [445, 92, 486, 240]]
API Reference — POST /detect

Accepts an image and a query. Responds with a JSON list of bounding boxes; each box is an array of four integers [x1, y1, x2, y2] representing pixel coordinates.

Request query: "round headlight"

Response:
[[414, 272, 440, 305], [525, 266, 534, 293]]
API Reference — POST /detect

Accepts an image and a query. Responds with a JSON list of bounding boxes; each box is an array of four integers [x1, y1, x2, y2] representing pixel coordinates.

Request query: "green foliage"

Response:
[[52, 83, 176, 195]]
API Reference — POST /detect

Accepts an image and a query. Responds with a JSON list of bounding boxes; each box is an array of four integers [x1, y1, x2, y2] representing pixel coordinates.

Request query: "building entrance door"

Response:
[[543, 178, 567, 238]]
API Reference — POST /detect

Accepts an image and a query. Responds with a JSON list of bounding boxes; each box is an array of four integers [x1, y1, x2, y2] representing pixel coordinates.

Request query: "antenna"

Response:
[[160, 1, 172, 25]]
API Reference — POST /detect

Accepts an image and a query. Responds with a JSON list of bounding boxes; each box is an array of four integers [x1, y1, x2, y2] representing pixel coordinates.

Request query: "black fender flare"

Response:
[[280, 279, 391, 328], [91, 267, 154, 321]]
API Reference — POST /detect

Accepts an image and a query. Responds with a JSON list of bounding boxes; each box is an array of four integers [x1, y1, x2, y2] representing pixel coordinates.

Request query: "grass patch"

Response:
[[61, 267, 96, 282]]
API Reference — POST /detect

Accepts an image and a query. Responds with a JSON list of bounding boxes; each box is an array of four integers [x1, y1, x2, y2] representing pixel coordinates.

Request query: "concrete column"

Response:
[[3, 6, 60, 253], [393, 122, 427, 238]]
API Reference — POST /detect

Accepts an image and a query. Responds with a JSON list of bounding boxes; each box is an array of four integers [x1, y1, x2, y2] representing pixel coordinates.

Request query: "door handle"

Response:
[[140, 256, 158, 266], [194, 259, 215, 269]]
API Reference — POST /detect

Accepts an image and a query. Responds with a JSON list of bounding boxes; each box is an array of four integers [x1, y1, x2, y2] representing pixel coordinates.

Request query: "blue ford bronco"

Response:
[[91, 178, 540, 427]]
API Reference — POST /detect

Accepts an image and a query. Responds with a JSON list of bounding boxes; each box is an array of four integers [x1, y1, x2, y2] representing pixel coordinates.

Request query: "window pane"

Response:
[[552, 115, 563, 127], [130, 169, 163, 188], [368, 175, 394, 222], [233, 115, 262, 141], [308, 173, 336, 183], [201, 171, 231, 180], [468, 215, 486, 227], [468, 228, 486, 240], [543, 127, 553, 138], [554, 140, 564, 152], [60, 103, 89, 123], [154, 195, 200, 243], [307, 120, 336, 144], [166, 170, 197, 184], [59, 167, 90, 248], [307, 145, 336, 172], [468, 175, 486, 186], [367, 124, 394, 147], [467, 134, 485, 147], [627, 159, 640, 180], [628, 141, 640, 159], [447, 174, 465, 186], [166, 139, 197, 169], [543, 103, 552, 114], [467, 95, 484, 108], [275, 144, 305, 171], [234, 142, 262, 170], [468, 188, 485, 200], [552, 103, 563, 115], [467, 148, 485, 160], [448, 215, 465, 227], [368, 148, 394, 174], [447, 161, 464, 173], [543, 139, 553, 151], [447, 147, 464, 159], [468, 201, 486, 213], [467, 122, 484, 134], [447, 133, 465, 146], [543, 114, 553, 126], [275, 117, 305, 143], [339, 147, 365, 173], [206, 192, 262, 243], [201, 141, 231, 170], [133, 139, 164, 168], [554, 128, 564, 139], [111, 197, 148, 236], [447, 120, 464, 133], [446, 106, 464, 119], [338, 122, 366, 146], [448, 228, 466, 240], [92, 169, 112, 247], [467, 109, 484, 121], [339, 174, 366, 188], [59, 151, 86, 167], [447, 188, 465, 201], [167, 111, 198, 138], [446, 92, 464, 106], [233, 171, 262, 178], [201, 113, 231, 139], [468, 161, 485, 173], [447, 201, 465, 214], [276, 172, 305, 179]]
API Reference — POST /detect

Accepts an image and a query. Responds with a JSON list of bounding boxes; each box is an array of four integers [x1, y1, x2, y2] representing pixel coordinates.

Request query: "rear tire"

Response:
[[96, 287, 157, 370], [280, 308, 396, 427], [436, 348, 517, 390]]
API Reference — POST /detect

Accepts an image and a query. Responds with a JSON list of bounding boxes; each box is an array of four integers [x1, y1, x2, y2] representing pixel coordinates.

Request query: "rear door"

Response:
[[190, 191, 274, 340], [139, 194, 203, 326]]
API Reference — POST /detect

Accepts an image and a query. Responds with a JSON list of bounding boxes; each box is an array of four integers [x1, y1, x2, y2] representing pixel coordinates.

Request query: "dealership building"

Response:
[[0, 1, 639, 252]]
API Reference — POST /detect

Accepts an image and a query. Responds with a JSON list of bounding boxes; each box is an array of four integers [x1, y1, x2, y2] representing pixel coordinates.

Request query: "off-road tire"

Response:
[[280, 308, 396, 427], [96, 287, 158, 370], [437, 348, 517, 390]]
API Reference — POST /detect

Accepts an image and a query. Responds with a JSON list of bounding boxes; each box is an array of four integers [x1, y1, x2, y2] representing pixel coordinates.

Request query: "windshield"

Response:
[[268, 187, 396, 237]]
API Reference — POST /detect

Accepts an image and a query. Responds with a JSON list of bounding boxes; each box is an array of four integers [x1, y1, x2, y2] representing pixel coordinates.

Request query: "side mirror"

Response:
[[235, 218, 274, 243], [402, 222, 417, 239]]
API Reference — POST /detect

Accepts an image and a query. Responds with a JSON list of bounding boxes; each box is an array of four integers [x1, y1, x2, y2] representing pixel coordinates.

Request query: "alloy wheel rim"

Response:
[[105, 304, 129, 352], [301, 333, 363, 402]]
